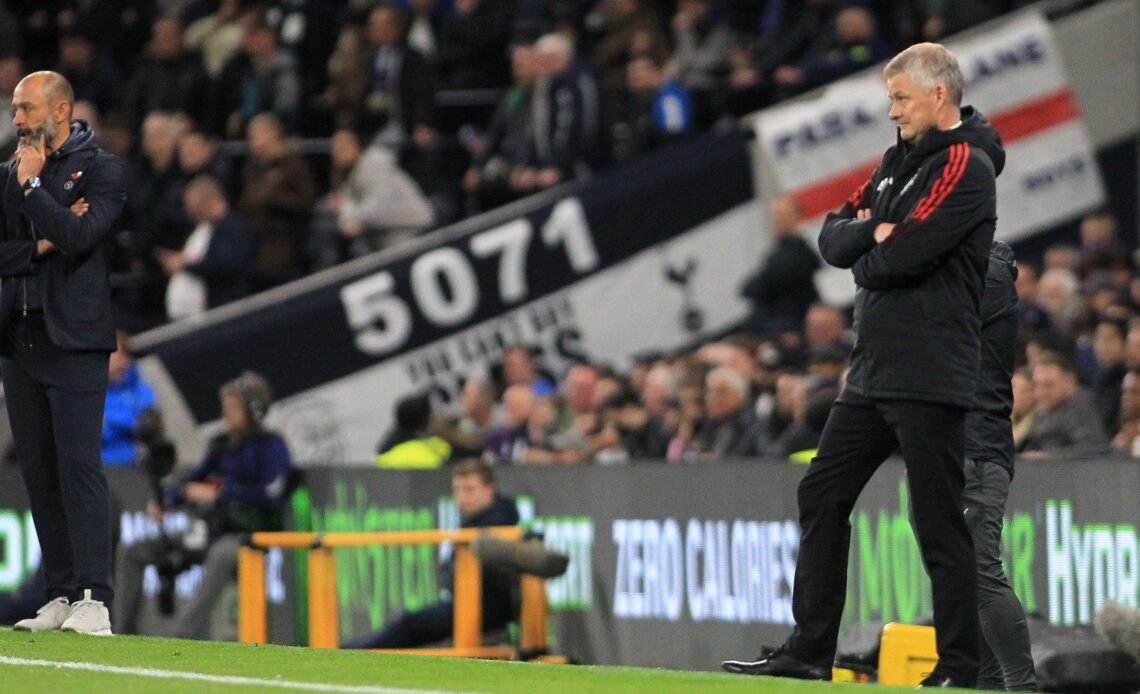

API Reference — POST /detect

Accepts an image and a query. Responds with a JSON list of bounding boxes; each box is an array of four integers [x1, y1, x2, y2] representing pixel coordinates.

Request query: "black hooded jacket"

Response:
[[0, 120, 126, 351], [819, 107, 1006, 408], [965, 241, 1019, 475]]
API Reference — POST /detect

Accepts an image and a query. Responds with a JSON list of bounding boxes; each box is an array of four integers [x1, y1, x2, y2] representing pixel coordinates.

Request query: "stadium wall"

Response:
[[0, 460, 1135, 669]]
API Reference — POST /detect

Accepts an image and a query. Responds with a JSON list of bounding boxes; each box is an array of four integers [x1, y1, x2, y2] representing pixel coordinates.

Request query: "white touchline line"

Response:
[[0, 655, 477, 694]]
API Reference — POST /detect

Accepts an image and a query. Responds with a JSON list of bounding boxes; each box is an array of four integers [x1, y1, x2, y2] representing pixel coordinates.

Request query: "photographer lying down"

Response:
[[113, 372, 294, 639]]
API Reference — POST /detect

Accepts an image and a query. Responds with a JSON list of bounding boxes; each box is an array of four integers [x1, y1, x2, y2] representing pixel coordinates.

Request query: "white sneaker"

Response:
[[14, 597, 71, 632], [60, 590, 113, 636]]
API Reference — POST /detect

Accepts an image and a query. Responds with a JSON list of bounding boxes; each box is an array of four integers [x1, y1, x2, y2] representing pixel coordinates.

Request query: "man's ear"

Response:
[[56, 100, 72, 126]]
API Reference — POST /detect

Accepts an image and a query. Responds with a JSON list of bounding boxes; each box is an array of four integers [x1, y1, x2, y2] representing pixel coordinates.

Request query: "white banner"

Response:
[[754, 12, 1106, 304]]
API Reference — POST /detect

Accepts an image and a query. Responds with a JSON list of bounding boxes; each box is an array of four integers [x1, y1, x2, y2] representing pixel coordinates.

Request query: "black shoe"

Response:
[[917, 672, 969, 688], [721, 649, 830, 680]]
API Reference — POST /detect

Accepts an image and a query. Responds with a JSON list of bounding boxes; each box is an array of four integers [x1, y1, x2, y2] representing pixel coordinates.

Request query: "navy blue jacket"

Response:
[[964, 241, 1019, 475], [441, 495, 519, 609], [0, 121, 127, 352], [184, 210, 254, 310]]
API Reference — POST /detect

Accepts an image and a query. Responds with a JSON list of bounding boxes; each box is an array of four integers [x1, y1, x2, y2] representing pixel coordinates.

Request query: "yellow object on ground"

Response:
[[878, 623, 939, 686]]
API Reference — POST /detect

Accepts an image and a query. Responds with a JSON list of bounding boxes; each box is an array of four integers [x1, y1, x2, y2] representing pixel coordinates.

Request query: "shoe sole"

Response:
[[61, 628, 113, 636]]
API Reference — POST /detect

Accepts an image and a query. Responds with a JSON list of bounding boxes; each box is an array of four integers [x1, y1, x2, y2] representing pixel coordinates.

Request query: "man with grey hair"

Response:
[[696, 366, 765, 458], [1, 70, 128, 635], [724, 43, 1005, 688]]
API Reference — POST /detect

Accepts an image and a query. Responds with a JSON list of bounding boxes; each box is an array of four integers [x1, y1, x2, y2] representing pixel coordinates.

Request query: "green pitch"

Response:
[[0, 629, 935, 693]]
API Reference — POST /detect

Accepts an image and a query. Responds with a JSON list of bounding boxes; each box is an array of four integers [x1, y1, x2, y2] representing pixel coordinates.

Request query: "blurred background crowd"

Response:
[[0, 0, 1127, 470]]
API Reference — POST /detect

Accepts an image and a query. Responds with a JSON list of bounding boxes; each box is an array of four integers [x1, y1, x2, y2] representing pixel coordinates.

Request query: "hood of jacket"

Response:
[[899, 106, 1006, 178], [50, 119, 98, 159]]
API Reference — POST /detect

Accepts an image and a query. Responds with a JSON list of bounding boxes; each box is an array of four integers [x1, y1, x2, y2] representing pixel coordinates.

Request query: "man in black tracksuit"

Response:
[[723, 43, 1004, 687], [965, 241, 1037, 691], [0, 71, 126, 635]]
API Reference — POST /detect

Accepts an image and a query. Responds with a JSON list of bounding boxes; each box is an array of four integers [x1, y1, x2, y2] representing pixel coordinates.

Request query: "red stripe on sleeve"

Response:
[[913, 143, 969, 221], [913, 143, 963, 220], [847, 178, 870, 208]]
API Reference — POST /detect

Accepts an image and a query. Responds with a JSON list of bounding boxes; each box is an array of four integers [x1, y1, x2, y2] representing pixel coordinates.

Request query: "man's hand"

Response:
[[16, 134, 47, 189], [70, 197, 89, 216], [873, 223, 895, 243], [36, 239, 55, 257], [183, 481, 220, 504], [155, 248, 186, 275]]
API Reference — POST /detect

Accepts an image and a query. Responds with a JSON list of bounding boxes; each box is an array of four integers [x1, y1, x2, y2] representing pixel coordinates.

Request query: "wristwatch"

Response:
[[22, 176, 41, 192]]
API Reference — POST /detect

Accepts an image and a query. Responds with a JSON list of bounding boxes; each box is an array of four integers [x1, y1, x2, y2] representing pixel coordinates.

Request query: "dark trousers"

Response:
[[785, 392, 978, 682], [0, 315, 112, 605], [963, 458, 1038, 691], [341, 598, 514, 650]]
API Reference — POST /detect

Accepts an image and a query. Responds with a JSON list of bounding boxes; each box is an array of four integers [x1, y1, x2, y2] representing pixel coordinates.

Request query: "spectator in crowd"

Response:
[[376, 393, 452, 468], [1011, 368, 1036, 453], [126, 16, 209, 132], [159, 174, 255, 320], [740, 196, 821, 335], [495, 344, 554, 393], [618, 51, 694, 161], [213, 8, 302, 137], [725, 0, 842, 113], [770, 6, 890, 95], [916, 0, 998, 41], [102, 332, 158, 467], [462, 43, 539, 212], [667, 0, 733, 102], [1091, 318, 1129, 432], [359, 3, 438, 180], [693, 366, 765, 458], [1044, 243, 1082, 274], [437, 0, 509, 91], [1080, 209, 1132, 281], [177, 129, 236, 201], [519, 33, 605, 193], [324, 19, 370, 131], [553, 362, 601, 444], [1036, 268, 1087, 336], [55, 30, 123, 118], [439, 378, 502, 458], [804, 303, 852, 354], [767, 378, 837, 462], [406, 0, 445, 60], [114, 372, 294, 638], [1126, 319, 1140, 371], [311, 128, 434, 270], [1113, 370, 1140, 457], [0, 55, 21, 160], [342, 460, 519, 649], [485, 383, 535, 463], [238, 112, 316, 289], [1014, 260, 1051, 334], [1022, 357, 1111, 458], [591, 0, 669, 128], [184, 0, 244, 81]]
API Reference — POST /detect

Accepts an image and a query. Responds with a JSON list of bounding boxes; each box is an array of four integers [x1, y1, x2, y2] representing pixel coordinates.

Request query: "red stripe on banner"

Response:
[[789, 89, 1080, 220], [914, 143, 969, 221], [792, 164, 879, 220], [989, 89, 1080, 143]]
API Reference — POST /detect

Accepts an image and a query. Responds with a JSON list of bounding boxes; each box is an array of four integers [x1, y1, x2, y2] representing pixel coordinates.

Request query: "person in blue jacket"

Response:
[[102, 331, 157, 466]]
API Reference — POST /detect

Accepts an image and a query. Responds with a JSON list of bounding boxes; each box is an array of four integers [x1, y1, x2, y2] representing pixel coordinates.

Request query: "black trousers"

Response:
[[0, 315, 113, 606], [963, 458, 1037, 691], [785, 391, 978, 681], [340, 597, 515, 650]]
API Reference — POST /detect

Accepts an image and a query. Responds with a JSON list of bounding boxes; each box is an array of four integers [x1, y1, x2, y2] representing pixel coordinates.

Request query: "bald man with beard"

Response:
[[1, 70, 127, 636]]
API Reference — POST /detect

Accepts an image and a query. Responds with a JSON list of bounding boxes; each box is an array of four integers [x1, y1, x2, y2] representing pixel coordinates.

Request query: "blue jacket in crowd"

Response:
[[102, 364, 156, 466]]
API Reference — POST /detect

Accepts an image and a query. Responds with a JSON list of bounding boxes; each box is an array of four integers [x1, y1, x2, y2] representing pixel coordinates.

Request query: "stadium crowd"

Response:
[[375, 200, 1137, 467], [0, 0, 1075, 333]]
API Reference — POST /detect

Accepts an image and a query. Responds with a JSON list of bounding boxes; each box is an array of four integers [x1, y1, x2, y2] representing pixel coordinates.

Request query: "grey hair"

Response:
[[884, 43, 964, 106], [706, 367, 748, 400], [534, 32, 574, 61]]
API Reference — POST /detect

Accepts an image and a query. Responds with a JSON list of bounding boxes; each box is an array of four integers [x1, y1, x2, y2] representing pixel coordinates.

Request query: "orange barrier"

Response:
[[238, 527, 553, 659]]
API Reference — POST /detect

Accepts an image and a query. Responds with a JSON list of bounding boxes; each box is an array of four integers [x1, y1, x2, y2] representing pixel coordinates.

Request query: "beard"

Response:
[[17, 119, 58, 147]]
